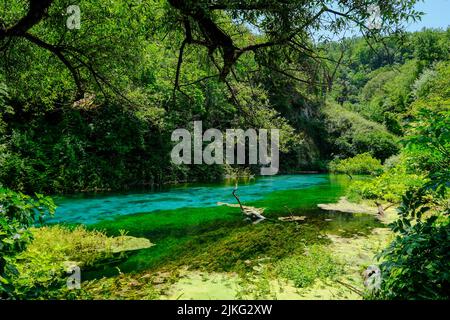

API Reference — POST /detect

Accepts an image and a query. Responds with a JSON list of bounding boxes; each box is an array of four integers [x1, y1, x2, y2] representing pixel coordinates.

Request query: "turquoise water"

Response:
[[45, 174, 383, 276], [47, 175, 329, 224]]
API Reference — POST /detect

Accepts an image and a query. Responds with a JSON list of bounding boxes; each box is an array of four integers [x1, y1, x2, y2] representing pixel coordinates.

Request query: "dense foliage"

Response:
[[0, 0, 424, 193], [329, 153, 383, 178], [375, 67, 450, 300], [0, 188, 55, 298], [0, 0, 449, 300], [346, 61, 450, 299]]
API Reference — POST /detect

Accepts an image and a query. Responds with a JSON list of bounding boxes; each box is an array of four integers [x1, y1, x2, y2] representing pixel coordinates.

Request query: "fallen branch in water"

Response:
[[278, 216, 307, 222], [216, 183, 267, 224], [217, 201, 267, 224]]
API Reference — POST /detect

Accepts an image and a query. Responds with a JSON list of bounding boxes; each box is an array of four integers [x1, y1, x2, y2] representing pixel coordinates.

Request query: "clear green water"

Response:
[[48, 174, 333, 224], [46, 174, 383, 278]]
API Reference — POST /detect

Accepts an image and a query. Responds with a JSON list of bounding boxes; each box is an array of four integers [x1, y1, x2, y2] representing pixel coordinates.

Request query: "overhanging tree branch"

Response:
[[22, 32, 84, 98], [0, 0, 53, 39]]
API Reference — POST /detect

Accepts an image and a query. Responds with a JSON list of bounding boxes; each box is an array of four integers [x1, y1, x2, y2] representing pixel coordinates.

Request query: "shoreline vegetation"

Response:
[[7, 186, 395, 300]]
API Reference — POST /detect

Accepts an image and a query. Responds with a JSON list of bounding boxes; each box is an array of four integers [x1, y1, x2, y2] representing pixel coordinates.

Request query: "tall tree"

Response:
[[0, 0, 422, 102]]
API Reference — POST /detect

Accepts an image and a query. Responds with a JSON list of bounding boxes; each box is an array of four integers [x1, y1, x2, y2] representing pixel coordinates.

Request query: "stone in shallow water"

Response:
[[363, 265, 381, 293], [110, 236, 153, 253], [318, 197, 378, 215]]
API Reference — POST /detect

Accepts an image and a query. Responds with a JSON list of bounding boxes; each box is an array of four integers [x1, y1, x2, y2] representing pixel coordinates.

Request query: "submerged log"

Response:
[[219, 184, 310, 225], [217, 184, 267, 224], [278, 216, 307, 222], [217, 202, 267, 223], [280, 206, 307, 224], [375, 202, 385, 217], [110, 236, 153, 253], [375, 202, 396, 217]]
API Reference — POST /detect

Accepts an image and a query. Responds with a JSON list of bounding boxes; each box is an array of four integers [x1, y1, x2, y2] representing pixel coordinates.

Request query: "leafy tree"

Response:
[[346, 158, 424, 204], [358, 60, 419, 125], [0, 0, 421, 103], [413, 29, 449, 67], [324, 104, 399, 161]]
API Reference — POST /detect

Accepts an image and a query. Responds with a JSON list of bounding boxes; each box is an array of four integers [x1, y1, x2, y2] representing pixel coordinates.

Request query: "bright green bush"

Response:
[[275, 245, 340, 288], [346, 161, 424, 203], [376, 187, 449, 300], [329, 153, 383, 177]]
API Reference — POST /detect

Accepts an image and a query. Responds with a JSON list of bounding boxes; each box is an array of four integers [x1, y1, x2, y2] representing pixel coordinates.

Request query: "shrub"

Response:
[[376, 189, 450, 300], [346, 161, 424, 203], [374, 86, 450, 300], [275, 245, 340, 288], [0, 188, 55, 298], [329, 153, 383, 177]]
